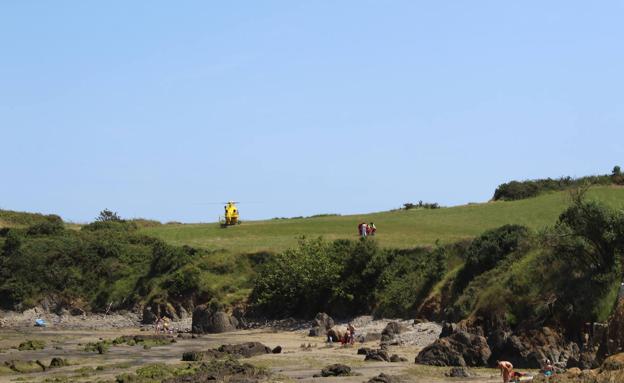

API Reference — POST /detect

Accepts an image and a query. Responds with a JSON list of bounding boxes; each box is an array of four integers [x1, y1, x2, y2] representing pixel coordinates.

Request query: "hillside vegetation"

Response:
[[141, 186, 624, 254], [250, 193, 624, 343], [0, 217, 258, 313], [1, 178, 623, 339], [0, 209, 62, 229], [493, 166, 624, 201]]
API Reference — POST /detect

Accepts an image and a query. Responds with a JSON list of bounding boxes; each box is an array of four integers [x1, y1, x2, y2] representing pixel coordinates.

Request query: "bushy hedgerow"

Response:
[[493, 169, 619, 201]]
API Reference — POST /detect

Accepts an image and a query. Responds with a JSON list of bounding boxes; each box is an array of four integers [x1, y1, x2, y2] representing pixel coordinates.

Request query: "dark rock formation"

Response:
[[381, 321, 406, 342], [446, 367, 471, 378], [142, 302, 179, 324], [181, 342, 271, 361], [415, 331, 491, 367], [309, 312, 334, 337], [318, 364, 351, 377], [488, 327, 580, 369], [367, 373, 402, 383], [390, 354, 408, 362], [364, 349, 390, 362], [217, 342, 271, 358], [192, 305, 238, 334]]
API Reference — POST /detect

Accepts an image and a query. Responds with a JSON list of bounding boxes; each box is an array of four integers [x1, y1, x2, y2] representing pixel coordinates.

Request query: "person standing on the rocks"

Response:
[[497, 360, 514, 383], [154, 316, 163, 334], [347, 323, 356, 344]]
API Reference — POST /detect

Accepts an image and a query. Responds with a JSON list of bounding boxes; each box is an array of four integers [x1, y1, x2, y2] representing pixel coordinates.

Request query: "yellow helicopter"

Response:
[[219, 201, 240, 228]]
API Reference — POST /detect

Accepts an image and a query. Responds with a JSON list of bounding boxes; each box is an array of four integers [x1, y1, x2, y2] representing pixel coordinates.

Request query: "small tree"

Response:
[[612, 166, 624, 185], [96, 209, 122, 222]]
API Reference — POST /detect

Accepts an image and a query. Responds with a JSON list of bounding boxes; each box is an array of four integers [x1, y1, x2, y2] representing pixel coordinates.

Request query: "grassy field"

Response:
[[140, 186, 624, 254]]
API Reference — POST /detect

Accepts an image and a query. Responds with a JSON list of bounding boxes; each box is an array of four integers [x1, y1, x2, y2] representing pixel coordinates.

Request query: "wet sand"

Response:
[[0, 324, 510, 382]]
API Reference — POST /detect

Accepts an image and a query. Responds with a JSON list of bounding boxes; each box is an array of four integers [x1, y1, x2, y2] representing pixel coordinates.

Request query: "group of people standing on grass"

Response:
[[358, 222, 376, 238]]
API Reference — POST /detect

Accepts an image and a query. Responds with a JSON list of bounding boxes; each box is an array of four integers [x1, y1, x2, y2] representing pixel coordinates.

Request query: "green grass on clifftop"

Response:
[[140, 186, 624, 254]]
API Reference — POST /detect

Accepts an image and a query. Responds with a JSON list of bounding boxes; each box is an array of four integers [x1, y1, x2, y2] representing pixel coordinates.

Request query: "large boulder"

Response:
[[381, 321, 407, 343], [142, 302, 180, 324], [367, 373, 402, 383], [181, 342, 272, 361], [217, 342, 271, 358], [319, 364, 351, 377], [488, 327, 580, 369], [326, 327, 343, 342], [192, 305, 239, 334], [415, 331, 491, 367], [390, 354, 408, 362], [232, 306, 249, 329], [364, 349, 390, 362], [309, 312, 334, 337]]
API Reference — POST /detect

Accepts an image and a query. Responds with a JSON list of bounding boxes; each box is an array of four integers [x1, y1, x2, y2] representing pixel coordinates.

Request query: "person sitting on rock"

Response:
[[541, 359, 554, 376], [497, 360, 514, 383]]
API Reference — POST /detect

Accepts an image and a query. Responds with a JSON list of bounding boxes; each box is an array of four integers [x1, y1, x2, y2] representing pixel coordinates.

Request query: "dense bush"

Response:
[[403, 201, 441, 210], [493, 170, 618, 201], [249, 238, 450, 318], [0, 218, 249, 312], [453, 224, 529, 295], [545, 199, 624, 329], [374, 246, 447, 318], [447, 198, 624, 332]]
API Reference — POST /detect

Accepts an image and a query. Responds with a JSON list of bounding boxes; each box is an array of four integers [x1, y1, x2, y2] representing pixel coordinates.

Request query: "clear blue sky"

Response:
[[1, 1, 623, 223]]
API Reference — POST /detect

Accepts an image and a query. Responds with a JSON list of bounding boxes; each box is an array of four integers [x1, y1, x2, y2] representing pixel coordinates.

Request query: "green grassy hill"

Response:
[[0, 209, 61, 229], [141, 186, 624, 254]]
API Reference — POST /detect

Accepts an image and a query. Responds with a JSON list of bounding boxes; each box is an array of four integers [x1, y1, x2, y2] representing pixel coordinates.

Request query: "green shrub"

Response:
[[250, 238, 449, 318], [249, 237, 340, 318], [18, 339, 46, 351], [84, 340, 111, 354], [0, 215, 232, 313], [403, 201, 441, 210], [453, 224, 529, 295], [26, 219, 65, 236]]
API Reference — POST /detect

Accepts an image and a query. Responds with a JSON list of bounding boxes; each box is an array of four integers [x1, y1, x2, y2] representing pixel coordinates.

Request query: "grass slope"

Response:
[[0, 209, 59, 229], [141, 186, 624, 254]]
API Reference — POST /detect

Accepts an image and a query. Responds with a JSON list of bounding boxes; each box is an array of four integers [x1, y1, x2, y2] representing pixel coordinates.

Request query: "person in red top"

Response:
[[368, 222, 376, 236]]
